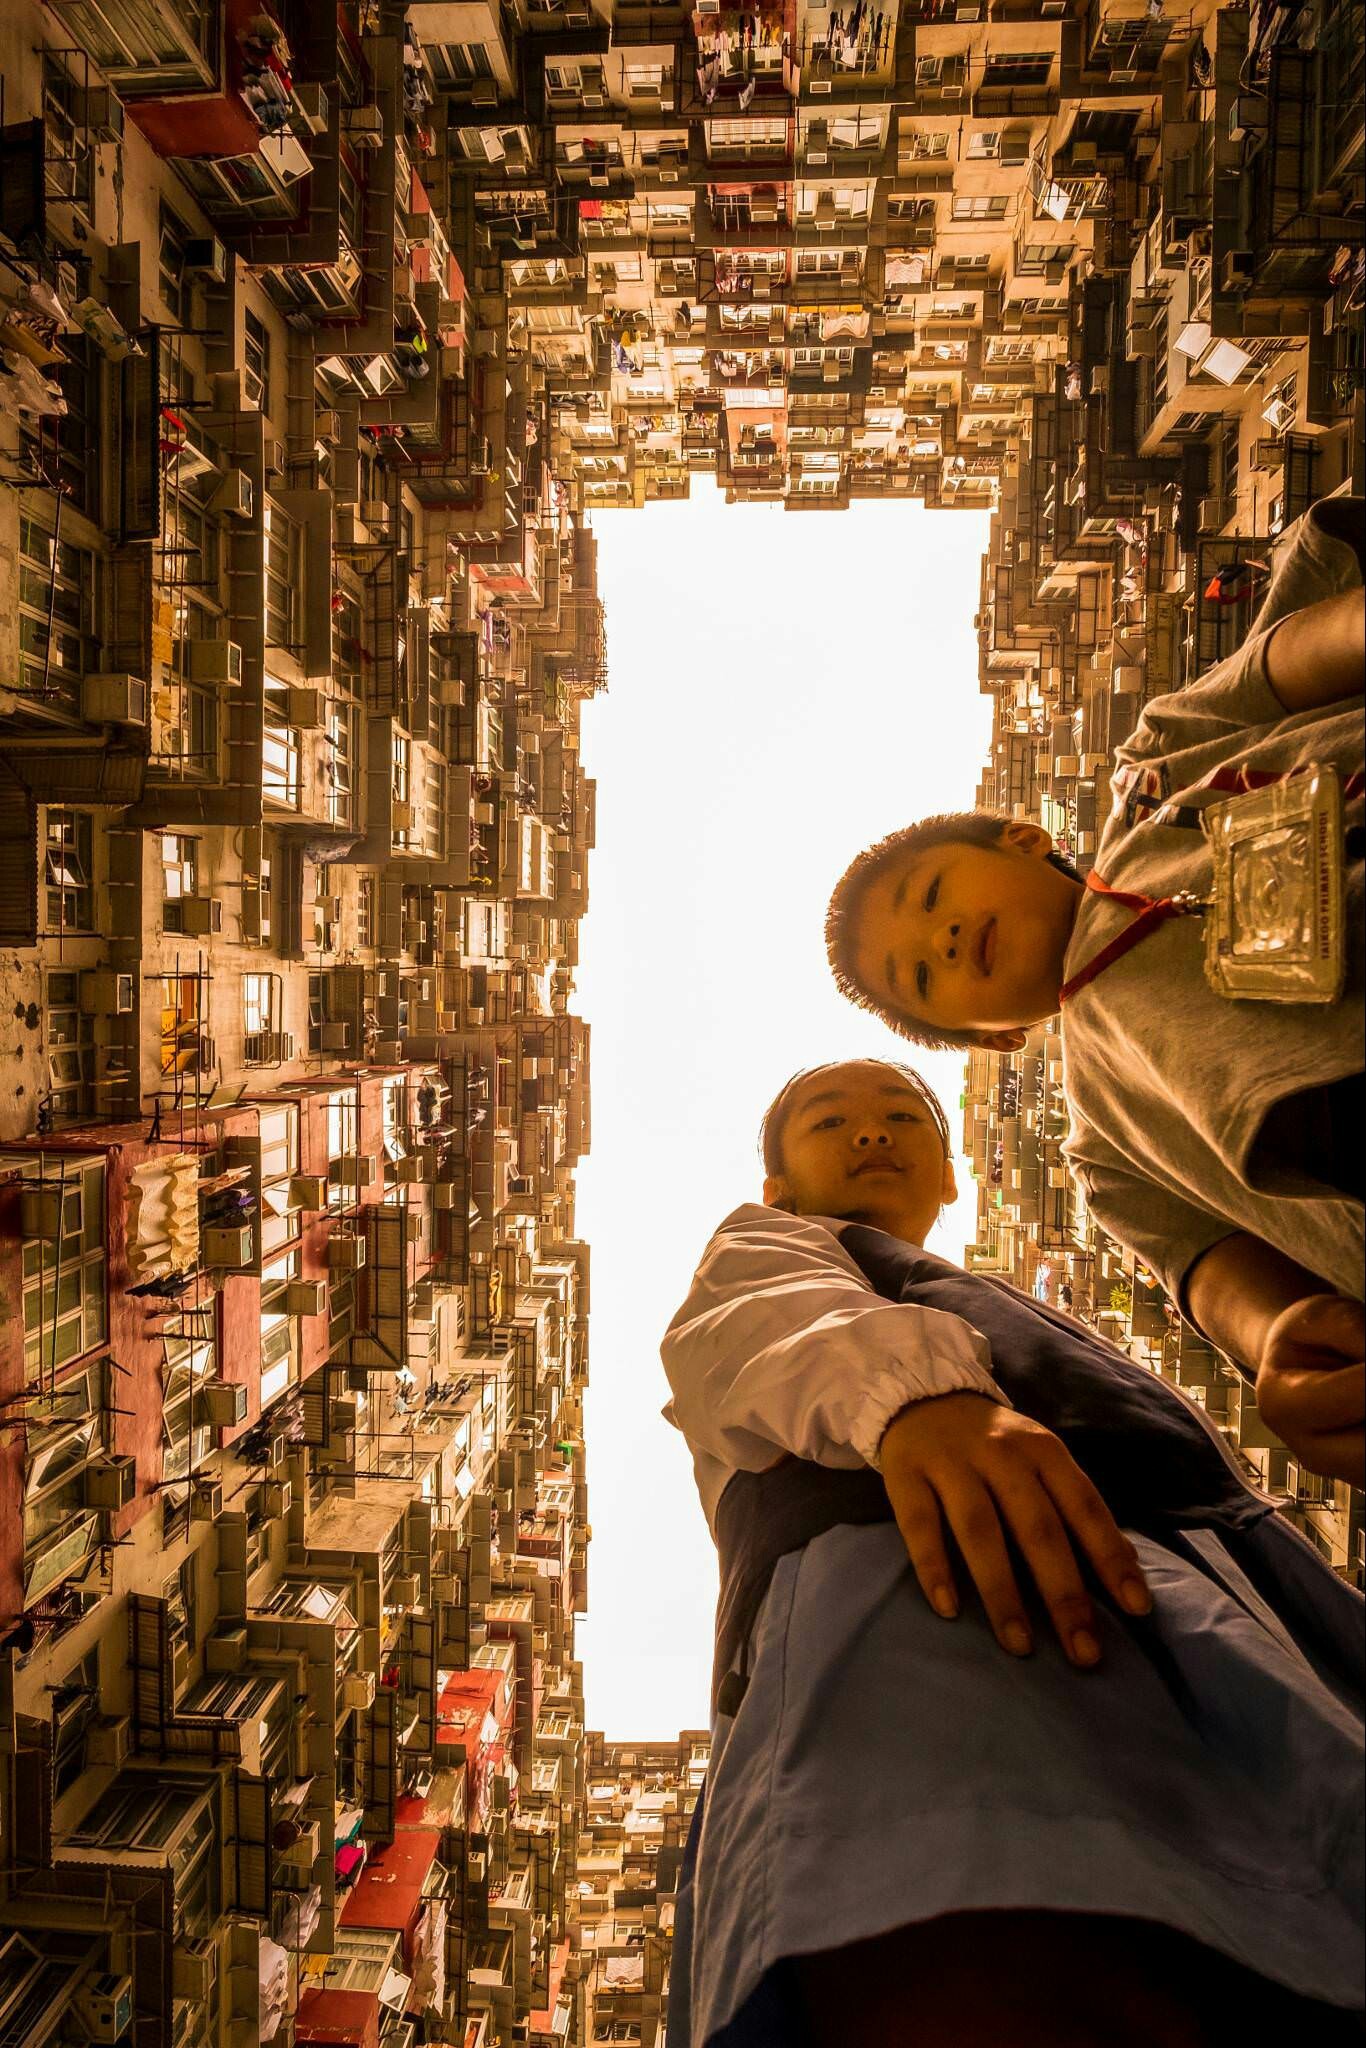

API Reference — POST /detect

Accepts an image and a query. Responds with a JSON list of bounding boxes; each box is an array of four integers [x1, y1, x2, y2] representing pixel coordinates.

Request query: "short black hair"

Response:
[[825, 810, 1080, 1050], [759, 1058, 952, 1186]]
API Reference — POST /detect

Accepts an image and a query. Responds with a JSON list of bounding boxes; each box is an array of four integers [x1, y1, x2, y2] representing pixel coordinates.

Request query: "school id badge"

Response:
[[1200, 765, 1346, 1003]]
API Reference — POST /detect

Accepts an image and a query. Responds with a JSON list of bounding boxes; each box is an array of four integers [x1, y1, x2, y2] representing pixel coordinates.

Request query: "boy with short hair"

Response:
[[825, 499, 1365, 1482]]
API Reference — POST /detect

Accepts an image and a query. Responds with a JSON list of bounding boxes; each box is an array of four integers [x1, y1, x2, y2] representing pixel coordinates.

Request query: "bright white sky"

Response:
[[573, 480, 992, 1739]]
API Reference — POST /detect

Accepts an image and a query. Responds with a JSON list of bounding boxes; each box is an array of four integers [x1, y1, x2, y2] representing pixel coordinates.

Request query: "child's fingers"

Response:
[[1260, 1358, 1366, 1434], [1038, 1452, 1152, 1620], [1266, 1294, 1364, 1368], [932, 1471, 1033, 1658], [887, 1471, 960, 1620], [1293, 1424, 1366, 1489], [991, 1473, 1103, 1668]]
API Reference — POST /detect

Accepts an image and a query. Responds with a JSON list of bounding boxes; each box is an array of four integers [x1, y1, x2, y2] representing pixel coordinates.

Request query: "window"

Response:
[[43, 53, 94, 214], [161, 1338, 214, 1486], [22, 1362, 103, 1605], [357, 875, 375, 950], [9, 1156, 107, 1382], [967, 130, 1001, 158], [263, 499, 301, 649], [260, 1250, 301, 1407], [160, 835, 199, 931], [45, 971, 95, 1127], [22, 332, 101, 519], [244, 310, 272, 413], [258, 1104, 300, 1256], [40, 812, 94, 933], [19, 517, 98, 714], [263, 721, 301, 808], [326, 701, 357, 826], [242, 973, 282, 1064], [707, 117, 791, 160], [158, 204, 193, 323], [981, 51, 1053, 87], [428, 40, 493, 85], [158, 974, 208, 1077], [951, 194, 1009, 220]]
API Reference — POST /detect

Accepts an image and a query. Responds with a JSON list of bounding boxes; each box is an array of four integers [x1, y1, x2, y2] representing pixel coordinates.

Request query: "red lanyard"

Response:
[[1059, 870, 1203, 1003]]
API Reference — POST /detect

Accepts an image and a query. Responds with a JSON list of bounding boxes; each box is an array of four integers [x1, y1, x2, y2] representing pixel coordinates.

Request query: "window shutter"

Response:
[[119, 329, 163, 542], [0, 770, 38, 945]]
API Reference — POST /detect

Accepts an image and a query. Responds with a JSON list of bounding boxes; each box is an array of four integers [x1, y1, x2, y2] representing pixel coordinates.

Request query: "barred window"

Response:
[[19, 517, 98, 714], [263, 499, 302, 649]]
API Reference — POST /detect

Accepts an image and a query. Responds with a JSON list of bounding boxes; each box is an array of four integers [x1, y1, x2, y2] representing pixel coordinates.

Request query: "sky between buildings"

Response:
[[573, 482, 993, 1738]]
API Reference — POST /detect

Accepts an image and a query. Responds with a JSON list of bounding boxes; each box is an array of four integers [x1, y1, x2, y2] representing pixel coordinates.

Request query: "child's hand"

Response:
[[878, 1393, 1152, 1669], [1255, 1295, 1365, 1487]]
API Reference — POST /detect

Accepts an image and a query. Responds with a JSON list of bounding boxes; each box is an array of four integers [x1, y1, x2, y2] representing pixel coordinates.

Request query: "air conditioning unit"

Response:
[[286, 686, 325, 728], [71, 1975, 134, 2044], [471, 77, 499, 107], [289, 1173, 330, 1210], [183, 236, 228, 283], [85, 1714, 131, 1768], [329, 1153, 378, 1188], [82, 672, 147, 726], [1001, 135, 1030, 165], [1110, 67, 1139, 83], [940, 83, 964, 100], [284, 1277, 328, 1317], [186, 638, 243, 684], [197, 1378, 249, 1429], [80, 969, 134, 1016], [171, 1944, 217, 2005], [213, 469, 254, 520], [191, 1477, 224, 1522], [1041, 0, 1067, 12], [202, 1222, 253, 1268], [179, 896, 223, 936], [328, 1229, 368, 1270], [262, 1477, 292, 1515], [346, 103, 385, 148], [1221, 248, 1255, 293], [84, 1456, 137, 1512], [265, 438, 288, 477], [318, 1020, 353, 1052], [361, 497, 390, 529], [581, 91, 605, 109], [809, 76, 832, 93], [280, 1820, 322, 1871], [1198, 496, 1229, 531], [389, 1572, 421, 1607], [296, 79, 329, 133], [343, 1669, 377, 1712]]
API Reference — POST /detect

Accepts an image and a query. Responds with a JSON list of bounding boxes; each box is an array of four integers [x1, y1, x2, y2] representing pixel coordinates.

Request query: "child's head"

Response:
[[825, 811, 1083, 1051], [759, 1058, 956, 1246]]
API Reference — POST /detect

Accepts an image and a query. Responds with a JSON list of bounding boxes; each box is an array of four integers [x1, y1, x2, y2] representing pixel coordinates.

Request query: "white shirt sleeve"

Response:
[[660, 1204, 1007, 1487]]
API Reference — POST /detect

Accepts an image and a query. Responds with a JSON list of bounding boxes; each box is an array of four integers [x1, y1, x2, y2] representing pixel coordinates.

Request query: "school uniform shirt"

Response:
[[660, 1202, 1005, 1532], [1061, 497, 1364, 1313]]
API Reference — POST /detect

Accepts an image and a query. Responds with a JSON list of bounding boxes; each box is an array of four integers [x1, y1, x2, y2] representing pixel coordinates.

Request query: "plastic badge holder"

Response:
[[1201, 764, 1345, 1003]]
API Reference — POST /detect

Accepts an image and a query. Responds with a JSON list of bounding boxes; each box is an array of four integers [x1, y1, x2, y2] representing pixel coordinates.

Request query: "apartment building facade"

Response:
[[0, 0, 1360, 2040]]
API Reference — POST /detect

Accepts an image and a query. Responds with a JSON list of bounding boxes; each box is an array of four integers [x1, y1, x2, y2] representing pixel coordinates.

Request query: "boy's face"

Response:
[[848, 823, 1082, 1048], [763, 1062, 956, 1244]]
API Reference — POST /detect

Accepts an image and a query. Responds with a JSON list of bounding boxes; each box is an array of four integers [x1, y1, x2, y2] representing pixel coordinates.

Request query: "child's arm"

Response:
[[1263, 587, 1365, 714], [661, 1203, 1005, 1474], [664, 1205, 1151, 1667], [1185, 1235, 1365, 1485]]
